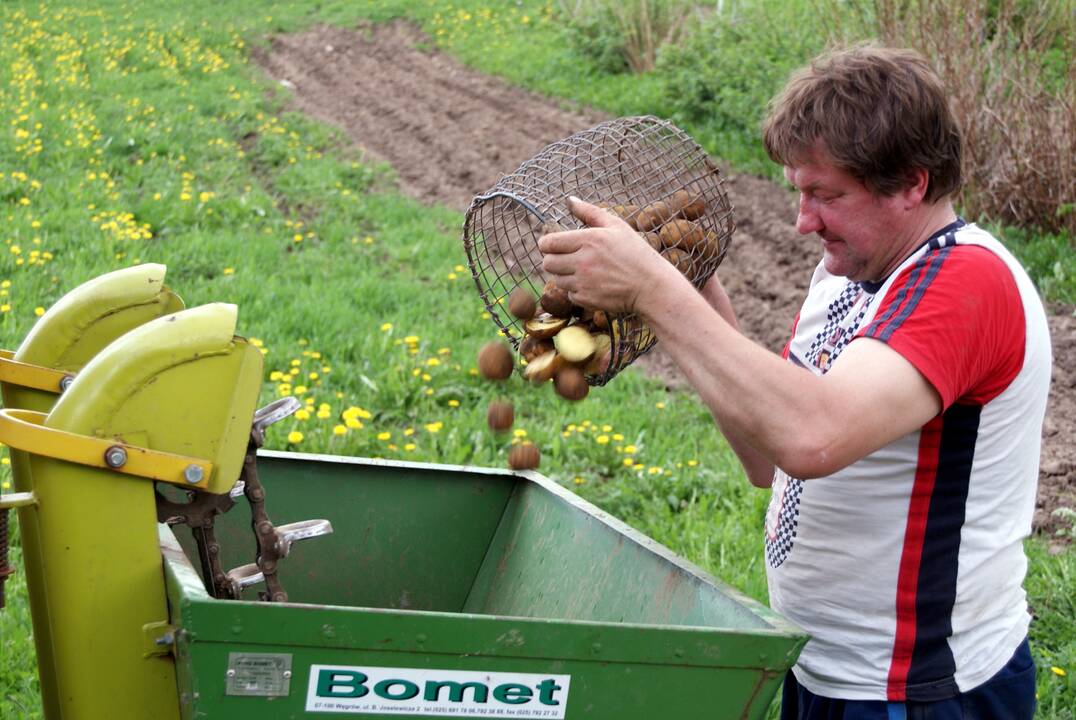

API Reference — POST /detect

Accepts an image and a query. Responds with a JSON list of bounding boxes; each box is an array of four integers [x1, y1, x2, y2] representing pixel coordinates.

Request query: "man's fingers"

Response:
[[538, 229, 582, 255], [567, 195, 630, 231], [542, 252, 578, 279]]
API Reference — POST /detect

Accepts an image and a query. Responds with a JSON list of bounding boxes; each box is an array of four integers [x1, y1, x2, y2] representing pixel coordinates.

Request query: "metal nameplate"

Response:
[[226, 652, 293, 697]]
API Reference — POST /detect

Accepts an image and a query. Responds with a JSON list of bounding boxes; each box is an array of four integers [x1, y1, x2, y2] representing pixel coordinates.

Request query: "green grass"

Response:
[[0, 1, 1072, 718]]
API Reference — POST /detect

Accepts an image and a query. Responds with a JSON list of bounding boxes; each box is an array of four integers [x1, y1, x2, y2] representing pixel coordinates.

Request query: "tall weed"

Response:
[[557, 0, 699, 74], [821, 0, 1076, 235]]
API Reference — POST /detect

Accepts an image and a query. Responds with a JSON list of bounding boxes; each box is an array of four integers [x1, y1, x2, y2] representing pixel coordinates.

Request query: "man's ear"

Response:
[[901, 168, 930, 210]]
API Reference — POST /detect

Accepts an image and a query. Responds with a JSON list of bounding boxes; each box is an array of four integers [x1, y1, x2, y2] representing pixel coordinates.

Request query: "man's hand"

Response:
[[538, 197, 680, 315]]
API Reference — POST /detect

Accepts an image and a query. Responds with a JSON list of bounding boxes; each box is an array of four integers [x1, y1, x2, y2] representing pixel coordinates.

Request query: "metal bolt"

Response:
[[183, 464, 204, 485], [59, 375, 74, 392], [283, 670, 292, 680], [226, 669, 237, 679], [104, 445, 127, 468]]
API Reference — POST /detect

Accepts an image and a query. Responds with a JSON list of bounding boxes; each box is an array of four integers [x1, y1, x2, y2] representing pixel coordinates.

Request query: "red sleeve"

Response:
[[855, 245, 1025, 408]]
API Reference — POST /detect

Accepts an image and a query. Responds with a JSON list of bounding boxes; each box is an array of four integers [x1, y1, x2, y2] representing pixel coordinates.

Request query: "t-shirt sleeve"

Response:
[[855, 245, 1025, 409]]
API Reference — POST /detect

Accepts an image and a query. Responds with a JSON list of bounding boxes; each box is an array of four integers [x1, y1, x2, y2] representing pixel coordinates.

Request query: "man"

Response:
[[539, 45, 1051, 719]]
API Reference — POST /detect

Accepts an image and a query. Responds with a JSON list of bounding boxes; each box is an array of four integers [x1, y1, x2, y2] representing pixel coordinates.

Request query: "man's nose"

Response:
[[795, 195, 823, 235]]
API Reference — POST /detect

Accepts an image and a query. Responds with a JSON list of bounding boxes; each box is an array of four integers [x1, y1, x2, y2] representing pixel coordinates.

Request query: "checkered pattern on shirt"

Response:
[[766, 475, 805, 568], [767, 281, 875, 568], [804, 281, 871, 372]]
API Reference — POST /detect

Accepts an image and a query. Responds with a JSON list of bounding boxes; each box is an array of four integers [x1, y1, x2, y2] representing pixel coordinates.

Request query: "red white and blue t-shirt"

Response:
[[766, 221, 1052, 701]]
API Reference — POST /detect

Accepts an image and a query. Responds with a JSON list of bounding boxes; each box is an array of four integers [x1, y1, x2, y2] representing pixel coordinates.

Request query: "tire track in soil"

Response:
[[252, 20, 1074, 538]]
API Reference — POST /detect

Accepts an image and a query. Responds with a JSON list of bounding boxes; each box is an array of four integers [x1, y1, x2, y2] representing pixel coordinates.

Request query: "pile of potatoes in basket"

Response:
[[597, 189, 719, 283], [474, 189, 715, 471]]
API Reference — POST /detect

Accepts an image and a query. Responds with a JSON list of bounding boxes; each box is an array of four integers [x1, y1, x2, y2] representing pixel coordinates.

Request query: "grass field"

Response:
[[0, 1, 1072, 718]]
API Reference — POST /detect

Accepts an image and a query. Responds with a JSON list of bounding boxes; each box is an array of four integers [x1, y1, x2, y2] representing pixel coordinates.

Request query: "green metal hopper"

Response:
[[164, 451, 806, 719]]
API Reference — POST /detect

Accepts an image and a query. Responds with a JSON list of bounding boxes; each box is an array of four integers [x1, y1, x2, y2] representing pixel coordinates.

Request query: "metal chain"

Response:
[[156, 397, 303, 602]]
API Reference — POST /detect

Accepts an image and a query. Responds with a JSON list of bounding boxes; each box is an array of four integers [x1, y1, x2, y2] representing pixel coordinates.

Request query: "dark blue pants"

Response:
[[780, 638, 1036, 720]]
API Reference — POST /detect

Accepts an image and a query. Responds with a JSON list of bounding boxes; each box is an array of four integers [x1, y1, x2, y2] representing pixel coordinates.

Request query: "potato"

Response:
[[583, 333, 612, 375], [658, 219, 704, 252], [610, 204, 641, 229], [522, 349, 562, 383], [508, 442, 541, 470], [508, 287, 537, 321], [668, 189, 706, 220], [661, 247, 697, 279], [553, 325, 597, 363], [641, 231, 663, 252], [519, 334, 554, 362], [487, 401, 514, 432], [477, 341, 514, 380], [539, 280, 576, 318], [524, 314, 569, 339], [554, 366, 590, 401], [635, 200, 674, 232]]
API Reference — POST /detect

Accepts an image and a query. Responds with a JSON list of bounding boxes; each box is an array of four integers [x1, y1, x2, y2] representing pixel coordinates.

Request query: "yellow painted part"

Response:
[[0, 264, 185, 720], [14, 263, 184, 373], [48, 302, 263, 493], [6, 302, 263, 720], [0, 409, 213, 489], [0, 350, 70, 395], [22, 454, 183, 720]]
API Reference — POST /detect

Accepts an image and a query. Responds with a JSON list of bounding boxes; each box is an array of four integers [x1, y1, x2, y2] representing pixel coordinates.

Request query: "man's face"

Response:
[[784, 148, 910, 282]]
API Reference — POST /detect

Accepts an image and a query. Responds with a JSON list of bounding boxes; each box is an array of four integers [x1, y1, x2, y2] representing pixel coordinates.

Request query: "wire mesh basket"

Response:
[[463, 115, 735, 386]]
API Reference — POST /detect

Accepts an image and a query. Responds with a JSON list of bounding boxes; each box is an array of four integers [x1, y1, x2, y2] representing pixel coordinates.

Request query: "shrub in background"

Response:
[[823, 0, 1075, 236], [556, 0, 699, 74], [654, 2, 826, 176]]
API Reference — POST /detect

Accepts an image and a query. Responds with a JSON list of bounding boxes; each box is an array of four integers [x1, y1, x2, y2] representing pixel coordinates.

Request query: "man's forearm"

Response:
[[638, 267, 835, 477]]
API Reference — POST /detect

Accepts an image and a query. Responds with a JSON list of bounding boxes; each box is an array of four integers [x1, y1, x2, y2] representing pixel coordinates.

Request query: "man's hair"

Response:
[[762, 44, 963, 201]]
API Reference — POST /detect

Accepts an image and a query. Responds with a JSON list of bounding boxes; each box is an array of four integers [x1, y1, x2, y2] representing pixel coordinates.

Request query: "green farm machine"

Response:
[[0, 264, 805, 719]]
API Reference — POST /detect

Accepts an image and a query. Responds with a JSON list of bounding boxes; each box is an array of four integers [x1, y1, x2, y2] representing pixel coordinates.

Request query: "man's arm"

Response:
[[698, 276, 775, 487], [539, 198, 942, 479]]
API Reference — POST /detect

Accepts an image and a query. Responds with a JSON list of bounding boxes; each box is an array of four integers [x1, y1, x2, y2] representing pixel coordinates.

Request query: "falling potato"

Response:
[[508, 287, 537, 321], [486, 400, 514, 432], [554, 366, 589, 401], [477, 341, 514, 380], [508, 442, 541, 470]]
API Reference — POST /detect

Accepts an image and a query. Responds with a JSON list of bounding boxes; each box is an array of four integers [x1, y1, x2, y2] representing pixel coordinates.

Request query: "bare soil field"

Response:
[[252, 21, 1074, 538]]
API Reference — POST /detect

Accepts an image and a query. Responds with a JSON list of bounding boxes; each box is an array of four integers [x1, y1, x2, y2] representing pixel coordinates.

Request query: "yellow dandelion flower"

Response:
[[377, 432, 391, 441], [223, 267, 234, 275], [623, 458, 634, 466], [612, 433, 624, 441], [1051, 666, 1067, 677], [332, 425, 347, 436], [404, 443, 416, 451], [687, 460, 698, 467], [270, 371, 284, 381], [655, 402, 666, 409], [596, 435, 610, 445], [403, 427, 415, 437], [287, 431, 303, 444], [294, 385, 307, 395], [424, 422, 443, 434], [404, 335, 419, 344], [426, 358, 440, 367], [380, 323, 392, 332], [513, 429, 527, 438], [295, 409, 310, 421], [345, 418, 363, 429], [34, 306, 44, 316]]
